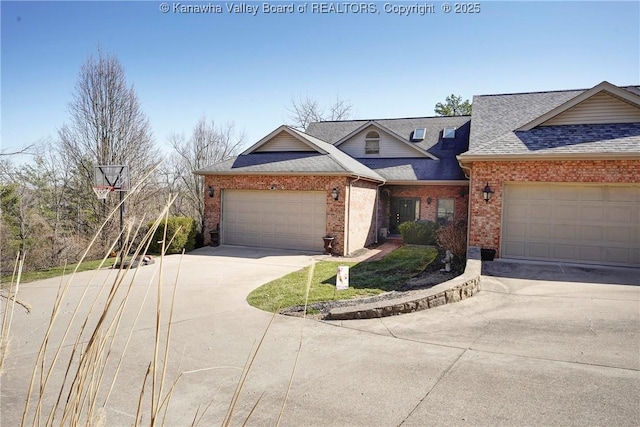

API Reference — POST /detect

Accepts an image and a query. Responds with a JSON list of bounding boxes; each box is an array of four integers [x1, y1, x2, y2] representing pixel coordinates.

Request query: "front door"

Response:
[[390, 198, 418, 234]]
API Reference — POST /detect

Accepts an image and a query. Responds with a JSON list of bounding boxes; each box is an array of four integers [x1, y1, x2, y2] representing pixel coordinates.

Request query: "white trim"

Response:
[[241, 125, 328, 155], [333, 121, 439, 160], [516, 81, 640, 131]]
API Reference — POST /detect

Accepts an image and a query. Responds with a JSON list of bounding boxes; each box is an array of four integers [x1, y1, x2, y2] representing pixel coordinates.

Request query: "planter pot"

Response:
[[209, 224, 220, 247], [481, 248, 496, 261], [322, 236, 335, 255]]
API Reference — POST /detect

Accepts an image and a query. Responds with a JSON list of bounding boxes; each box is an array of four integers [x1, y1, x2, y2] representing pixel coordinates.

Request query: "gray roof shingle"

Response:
[[355, 158, 467, 182], [478, 124, 640, 156], [196, 126, 385, 181], [465, 85, 640, 156], [306, 116, 471, 154]]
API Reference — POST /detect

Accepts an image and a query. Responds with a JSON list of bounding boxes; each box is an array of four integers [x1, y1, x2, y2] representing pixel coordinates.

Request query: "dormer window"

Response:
[[365, 131, 380, 155], [412, 128, 426, 141], [443, 127, 456, 139]]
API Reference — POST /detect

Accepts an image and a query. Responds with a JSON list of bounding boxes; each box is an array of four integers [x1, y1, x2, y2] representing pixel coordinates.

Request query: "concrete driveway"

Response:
[[2, 247, 639, 426]]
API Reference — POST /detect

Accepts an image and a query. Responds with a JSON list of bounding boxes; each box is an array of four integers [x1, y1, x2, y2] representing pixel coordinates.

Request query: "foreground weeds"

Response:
[[0, 181, 304, 426]]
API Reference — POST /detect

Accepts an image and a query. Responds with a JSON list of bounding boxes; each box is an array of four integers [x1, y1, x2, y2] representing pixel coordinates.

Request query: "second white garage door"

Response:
[[222, 190, 327, 252], [502, 183, 640, 266]]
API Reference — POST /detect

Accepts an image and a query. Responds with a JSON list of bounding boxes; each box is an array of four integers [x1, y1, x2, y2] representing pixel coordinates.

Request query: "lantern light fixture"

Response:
[[482, 182, 494, 203]]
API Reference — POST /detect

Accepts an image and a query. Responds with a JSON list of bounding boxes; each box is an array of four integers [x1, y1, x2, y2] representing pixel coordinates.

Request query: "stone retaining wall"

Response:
[[328, 247, 482, 320]]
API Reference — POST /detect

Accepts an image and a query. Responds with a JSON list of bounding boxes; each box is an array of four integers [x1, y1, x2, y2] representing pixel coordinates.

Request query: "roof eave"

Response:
[[194, 169, 384, 182], [383, 180, 469, 186], [457, 152, 640, 164]]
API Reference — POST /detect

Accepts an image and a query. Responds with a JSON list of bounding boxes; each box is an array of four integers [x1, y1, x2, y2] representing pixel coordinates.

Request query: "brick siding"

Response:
[[379, 185, 470, 232], [468, 159, 640, 257], [346, 180, 379, 253], [204, 174, 379, 256]]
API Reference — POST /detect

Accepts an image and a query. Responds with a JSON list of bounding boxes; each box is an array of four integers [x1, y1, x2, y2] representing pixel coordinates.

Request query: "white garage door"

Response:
[[222, 190, 327, 252], [502, 183, 640, 266]]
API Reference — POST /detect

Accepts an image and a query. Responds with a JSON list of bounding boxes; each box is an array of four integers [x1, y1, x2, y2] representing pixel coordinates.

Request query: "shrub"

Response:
[[436, 220, 467, 256], [398, 220, 438, 245], [147, 216, 196, 254]]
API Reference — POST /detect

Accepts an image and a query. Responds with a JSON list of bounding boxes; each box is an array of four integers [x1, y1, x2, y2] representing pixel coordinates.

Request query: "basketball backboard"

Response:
[[93, 165, 130, 192]]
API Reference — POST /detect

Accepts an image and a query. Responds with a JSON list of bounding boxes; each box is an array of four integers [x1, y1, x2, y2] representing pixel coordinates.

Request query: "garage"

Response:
[[502, 183, 640, 266], [222, 190, 327, 252]]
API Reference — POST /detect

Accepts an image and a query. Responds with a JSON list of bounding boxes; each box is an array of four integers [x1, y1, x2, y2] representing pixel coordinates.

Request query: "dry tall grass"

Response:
[[3, 173, 302, 426]]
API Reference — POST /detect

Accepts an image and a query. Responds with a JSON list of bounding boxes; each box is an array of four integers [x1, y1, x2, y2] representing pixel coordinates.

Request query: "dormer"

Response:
[[334, 121, 437, 159]]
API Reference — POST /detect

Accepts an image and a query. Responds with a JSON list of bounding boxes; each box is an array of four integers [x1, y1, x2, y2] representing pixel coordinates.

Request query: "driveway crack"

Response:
[[397, 348, 467, 427], [379, 318, 398, 338]]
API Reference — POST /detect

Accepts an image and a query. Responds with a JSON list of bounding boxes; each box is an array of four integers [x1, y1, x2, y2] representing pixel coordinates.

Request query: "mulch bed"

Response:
[[281, 247, 466, 319]]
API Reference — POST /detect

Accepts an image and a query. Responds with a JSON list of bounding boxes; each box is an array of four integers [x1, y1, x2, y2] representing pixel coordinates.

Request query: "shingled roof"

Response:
[[462, 82, 640, 158], [306, 115, 471, 154], [354, 158, 467, 182], [195, 125, 384, 182]]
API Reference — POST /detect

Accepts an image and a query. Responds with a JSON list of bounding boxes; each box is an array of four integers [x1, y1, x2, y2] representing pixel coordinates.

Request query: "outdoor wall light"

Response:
[[482, 182, 494, 203], [426, 196, 432, 205], [331, 187, 340, 201], [207, 186, 215, 197]]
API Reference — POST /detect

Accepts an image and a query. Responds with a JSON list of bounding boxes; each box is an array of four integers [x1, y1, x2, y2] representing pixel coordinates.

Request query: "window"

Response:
[[412, 128, 426, 141], [365, 131, 380, 155], [437, 198, 455, 225], [443, 127, 456, 139]]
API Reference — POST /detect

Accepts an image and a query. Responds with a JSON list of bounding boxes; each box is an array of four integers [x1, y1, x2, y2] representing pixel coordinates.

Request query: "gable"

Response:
[[338, 125, 429, 158], [540, 92, 640, 126], [253, 130, 316, 152]]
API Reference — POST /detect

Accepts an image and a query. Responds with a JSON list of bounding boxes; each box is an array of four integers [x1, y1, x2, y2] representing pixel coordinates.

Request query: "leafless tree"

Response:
[[0, 145, 35, 157], [287, 95, 353, 130], [57, 50, 159, 243], [165, 117, 244, 234]]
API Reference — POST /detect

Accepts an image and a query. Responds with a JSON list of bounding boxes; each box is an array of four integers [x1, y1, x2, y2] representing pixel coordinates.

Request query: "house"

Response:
[[458, 81, 640, 267], [196, 81, 639, 267], [195, 116, 471, 255]]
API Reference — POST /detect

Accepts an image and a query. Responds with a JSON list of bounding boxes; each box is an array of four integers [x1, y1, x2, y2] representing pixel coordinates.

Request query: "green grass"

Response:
[[247, 246, 438, 313], [0, 258, 117, 285]]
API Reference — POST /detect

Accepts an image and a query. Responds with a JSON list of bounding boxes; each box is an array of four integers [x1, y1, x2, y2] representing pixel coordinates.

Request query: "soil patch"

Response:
[[281, 248, 465, 320]]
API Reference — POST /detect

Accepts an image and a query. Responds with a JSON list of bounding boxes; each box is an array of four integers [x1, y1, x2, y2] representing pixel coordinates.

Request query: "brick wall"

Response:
[[379, 185, 470, 232], [468, 159, 640, 256], [203, 174, 354, 255], [346, 180, 379, 253]]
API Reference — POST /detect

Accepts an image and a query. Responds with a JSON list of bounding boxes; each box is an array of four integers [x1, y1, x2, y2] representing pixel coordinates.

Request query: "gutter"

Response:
[[345, 175, 362, 255], [456, 152, 640, 162]]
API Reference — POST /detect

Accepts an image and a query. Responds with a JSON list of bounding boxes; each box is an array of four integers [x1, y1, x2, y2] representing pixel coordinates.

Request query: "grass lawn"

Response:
[[247, 246, 438, 313], [0, 258, 117, 286]]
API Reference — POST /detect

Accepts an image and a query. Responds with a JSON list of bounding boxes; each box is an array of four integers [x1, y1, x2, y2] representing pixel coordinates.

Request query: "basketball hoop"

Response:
[[92, 185, 113, 200]]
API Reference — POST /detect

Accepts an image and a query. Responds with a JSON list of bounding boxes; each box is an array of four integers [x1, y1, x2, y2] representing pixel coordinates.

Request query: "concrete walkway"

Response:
[[2, 246, 638, 426]]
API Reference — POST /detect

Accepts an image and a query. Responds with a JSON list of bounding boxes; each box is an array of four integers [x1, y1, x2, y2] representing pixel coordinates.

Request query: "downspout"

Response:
[[458, 160, 473, 253], [345, 175, 362, 255], [375, 180, 387, 244]]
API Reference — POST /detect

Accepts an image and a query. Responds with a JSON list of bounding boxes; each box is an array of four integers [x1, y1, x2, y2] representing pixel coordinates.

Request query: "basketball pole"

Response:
[[119, 190, 124, 252]]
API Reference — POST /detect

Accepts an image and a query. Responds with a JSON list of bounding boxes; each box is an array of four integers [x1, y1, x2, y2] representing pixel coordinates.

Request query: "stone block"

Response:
[[446, 289, 461, 303], [416, 299, 429, 311], [429, 295, 446, 308]]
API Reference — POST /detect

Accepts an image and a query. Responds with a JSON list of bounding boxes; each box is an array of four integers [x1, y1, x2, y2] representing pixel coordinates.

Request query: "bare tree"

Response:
[[287, 95, 353, 130], [165, 117, 244, 235], [0, 145, 35, 157], [57, 50, 159, 243]]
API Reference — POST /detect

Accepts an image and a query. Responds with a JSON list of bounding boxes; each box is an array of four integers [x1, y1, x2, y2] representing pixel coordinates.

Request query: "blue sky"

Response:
[[2, 1, 639, 160]]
